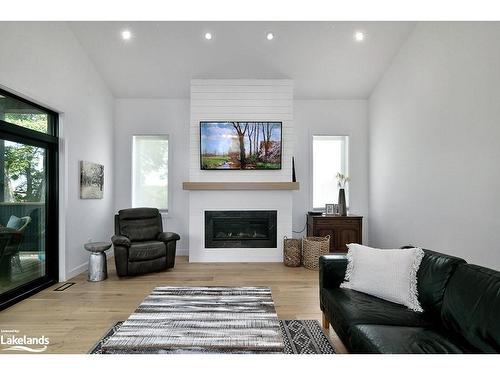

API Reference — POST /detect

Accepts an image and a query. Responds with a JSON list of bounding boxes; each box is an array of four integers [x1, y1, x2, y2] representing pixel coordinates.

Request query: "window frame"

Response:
[[310, 134, 350, 211], [131, 134, 170, 214], [0, 87, 58, 138], [0, 87, 59, 310]]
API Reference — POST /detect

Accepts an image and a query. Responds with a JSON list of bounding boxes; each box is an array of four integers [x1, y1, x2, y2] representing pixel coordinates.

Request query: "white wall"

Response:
[[0, 22, 115, 280], [293, 100, 369, 241], [114, 99, 190, 254], [369, 22, 500, 269]]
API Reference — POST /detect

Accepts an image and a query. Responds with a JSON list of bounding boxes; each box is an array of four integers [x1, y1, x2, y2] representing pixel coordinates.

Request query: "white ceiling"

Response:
[[69, 21, 415, 99]]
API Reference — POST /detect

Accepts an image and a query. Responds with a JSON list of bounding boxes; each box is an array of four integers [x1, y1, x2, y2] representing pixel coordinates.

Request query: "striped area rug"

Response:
[[91, 320, 335, 354], [101, 286, 284, 354]]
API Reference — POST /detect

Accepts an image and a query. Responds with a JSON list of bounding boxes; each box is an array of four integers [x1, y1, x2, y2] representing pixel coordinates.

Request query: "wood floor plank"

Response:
[[0, 256, 347, 354]]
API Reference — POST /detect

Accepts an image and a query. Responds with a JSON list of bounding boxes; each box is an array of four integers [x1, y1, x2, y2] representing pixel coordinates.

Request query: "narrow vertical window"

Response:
[[132, 135, 169, 211], [312, 135, 349, 210]]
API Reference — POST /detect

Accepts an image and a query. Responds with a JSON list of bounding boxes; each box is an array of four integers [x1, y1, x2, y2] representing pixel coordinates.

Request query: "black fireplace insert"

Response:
[[205, 210, 277, 248]]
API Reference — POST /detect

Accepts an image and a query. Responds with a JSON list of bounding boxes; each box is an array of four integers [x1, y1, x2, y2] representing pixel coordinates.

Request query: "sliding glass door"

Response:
[[0, 88, 58, 310]]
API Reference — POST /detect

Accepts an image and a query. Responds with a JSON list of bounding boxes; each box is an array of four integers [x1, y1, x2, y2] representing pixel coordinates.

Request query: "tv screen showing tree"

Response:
[[200, 122, 282, 170]]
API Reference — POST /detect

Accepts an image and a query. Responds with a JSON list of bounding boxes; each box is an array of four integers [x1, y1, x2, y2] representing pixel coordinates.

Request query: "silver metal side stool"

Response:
[[84, 241, 111, 282]]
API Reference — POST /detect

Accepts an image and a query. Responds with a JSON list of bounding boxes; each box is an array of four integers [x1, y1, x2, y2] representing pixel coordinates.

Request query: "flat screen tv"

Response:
[[200, 121, 282, 170]]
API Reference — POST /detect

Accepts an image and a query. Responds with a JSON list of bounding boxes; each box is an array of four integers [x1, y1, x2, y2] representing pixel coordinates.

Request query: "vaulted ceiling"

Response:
[[69, 21, 415, 99]]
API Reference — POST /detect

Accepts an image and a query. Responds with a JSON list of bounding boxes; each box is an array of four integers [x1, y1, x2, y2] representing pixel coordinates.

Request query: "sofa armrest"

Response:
[[319, 254, 348, 290], [112, 235, 131, 248], [157, 232, 180, 243]]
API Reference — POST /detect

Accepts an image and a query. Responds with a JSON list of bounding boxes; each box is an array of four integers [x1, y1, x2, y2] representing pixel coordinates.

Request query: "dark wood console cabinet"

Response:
[[306, 214, 363, 253]]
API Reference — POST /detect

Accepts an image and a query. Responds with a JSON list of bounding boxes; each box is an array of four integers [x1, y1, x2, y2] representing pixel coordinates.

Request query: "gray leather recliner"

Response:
[[112, 207, 180, 277]]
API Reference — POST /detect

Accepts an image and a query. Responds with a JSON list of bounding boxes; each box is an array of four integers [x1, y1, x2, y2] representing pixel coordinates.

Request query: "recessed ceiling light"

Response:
[[266, 32, 274, 41], [354, 31, 365, 42], [121, 30, 132, 40], [204, 32, 213, 40]]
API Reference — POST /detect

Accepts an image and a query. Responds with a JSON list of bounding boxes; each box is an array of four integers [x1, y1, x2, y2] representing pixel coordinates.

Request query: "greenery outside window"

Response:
[[0, 93, 55, 134]]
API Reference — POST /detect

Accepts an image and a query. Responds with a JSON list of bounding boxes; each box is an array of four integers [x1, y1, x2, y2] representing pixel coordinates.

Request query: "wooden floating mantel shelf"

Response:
[[182, 182, 300, 191]]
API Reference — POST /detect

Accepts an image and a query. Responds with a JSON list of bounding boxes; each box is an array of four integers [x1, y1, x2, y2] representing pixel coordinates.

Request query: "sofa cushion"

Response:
[[6, 215, 24, 230], [407, 248, 466, 318], [441, 263, 500, 353], [350, 324, 468, 354], [118, 208, 161, 242], [321, 287, 431, 341], [127, 256, 168, 275], [128, 241, 166, 262], [342, 244, 424, 311], [118, 207, 160, 220]]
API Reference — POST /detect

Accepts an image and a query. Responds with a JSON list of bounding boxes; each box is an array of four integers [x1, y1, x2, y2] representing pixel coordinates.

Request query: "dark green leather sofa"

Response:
[[319, 248, 500, 353]]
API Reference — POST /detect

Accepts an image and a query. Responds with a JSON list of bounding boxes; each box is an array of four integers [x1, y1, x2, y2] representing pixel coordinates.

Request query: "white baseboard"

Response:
[[176, 248, 188, 256], [66, 261, 88, 280]]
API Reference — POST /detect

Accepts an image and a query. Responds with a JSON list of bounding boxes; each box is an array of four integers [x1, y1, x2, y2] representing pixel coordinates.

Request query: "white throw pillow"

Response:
[[340, 244, 424, 312]]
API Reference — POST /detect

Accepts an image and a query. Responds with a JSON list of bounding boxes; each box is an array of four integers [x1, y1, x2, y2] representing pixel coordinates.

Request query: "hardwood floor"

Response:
[[0, 256, 346, 354]]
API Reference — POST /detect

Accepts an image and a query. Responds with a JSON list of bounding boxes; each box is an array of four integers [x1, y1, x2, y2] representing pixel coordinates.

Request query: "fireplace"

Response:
[[205, 210, 277, 248]]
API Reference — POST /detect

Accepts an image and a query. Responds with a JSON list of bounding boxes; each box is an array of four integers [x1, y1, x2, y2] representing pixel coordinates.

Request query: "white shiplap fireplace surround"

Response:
[[186, 79, 294, 262]]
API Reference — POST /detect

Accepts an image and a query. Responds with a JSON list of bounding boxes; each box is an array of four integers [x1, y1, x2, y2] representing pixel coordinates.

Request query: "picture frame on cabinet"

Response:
[[325, 203, 335, 216]]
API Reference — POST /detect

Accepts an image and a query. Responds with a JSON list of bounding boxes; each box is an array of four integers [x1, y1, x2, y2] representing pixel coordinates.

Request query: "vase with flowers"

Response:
[[336, 173, 350, 216]]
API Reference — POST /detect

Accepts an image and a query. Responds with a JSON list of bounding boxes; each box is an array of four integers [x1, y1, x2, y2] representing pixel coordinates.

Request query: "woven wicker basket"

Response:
[[302, 235, 331, 270], [283, 237, 301, 267]]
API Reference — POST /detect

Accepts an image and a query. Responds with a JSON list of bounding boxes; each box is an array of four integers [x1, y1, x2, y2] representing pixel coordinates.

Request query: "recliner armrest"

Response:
[[112, 235, 131, 248], [319, 254, 348, 290], [157, 232, 180, 243]]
